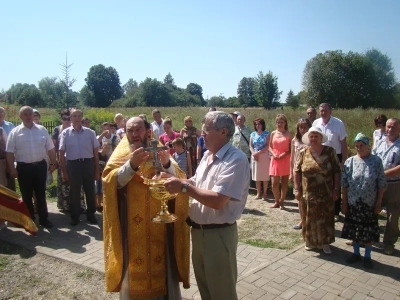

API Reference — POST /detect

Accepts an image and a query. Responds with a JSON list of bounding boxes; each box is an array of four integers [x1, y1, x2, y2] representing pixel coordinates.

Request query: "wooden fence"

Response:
[[10, 120, 58, 134]]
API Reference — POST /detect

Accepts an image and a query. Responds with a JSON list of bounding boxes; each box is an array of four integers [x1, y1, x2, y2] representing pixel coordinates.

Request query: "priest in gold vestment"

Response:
[[102, 117, 190, 300]]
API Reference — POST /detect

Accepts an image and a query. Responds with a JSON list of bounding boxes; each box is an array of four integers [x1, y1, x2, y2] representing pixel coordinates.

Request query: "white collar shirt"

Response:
[[189, 142, 250, 224], [6, 123, 54, 163], [151, 119, 164, 139], [313, 117, 347, 154]]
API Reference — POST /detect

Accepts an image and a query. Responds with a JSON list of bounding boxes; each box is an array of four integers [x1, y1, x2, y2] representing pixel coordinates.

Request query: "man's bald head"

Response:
[[125, 116, 151, 148]]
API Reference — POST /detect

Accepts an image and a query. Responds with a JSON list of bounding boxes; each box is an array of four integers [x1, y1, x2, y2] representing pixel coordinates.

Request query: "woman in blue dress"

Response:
[[341, 133, 387, 269], [249, 118, 270, 200]]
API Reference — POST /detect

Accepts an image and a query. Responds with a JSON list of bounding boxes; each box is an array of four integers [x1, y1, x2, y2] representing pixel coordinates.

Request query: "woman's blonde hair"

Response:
[[275, 114, 288, 130]]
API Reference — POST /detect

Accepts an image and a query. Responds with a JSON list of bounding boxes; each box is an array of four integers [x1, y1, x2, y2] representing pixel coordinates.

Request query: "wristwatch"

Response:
[[181, 182, 189, 193]]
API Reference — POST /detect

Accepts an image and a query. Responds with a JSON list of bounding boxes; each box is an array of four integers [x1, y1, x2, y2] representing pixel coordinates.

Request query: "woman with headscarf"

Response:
[[341, 133, 386, 269], [294, 127, 341, 254]]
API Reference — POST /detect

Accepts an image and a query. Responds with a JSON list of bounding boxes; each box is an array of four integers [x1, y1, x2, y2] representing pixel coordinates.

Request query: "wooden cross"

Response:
[[144, 139, 168, 177]]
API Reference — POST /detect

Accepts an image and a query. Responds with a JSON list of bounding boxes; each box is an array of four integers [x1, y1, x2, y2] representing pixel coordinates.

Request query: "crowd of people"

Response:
[[0, 104, 399, 299]]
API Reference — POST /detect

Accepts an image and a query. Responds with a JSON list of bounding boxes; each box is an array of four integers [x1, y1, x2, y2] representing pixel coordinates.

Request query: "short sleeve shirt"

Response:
[[6, 123, 54, 163], [189, 142, 250, 224], [313, 117, 347, 154], [59, 126, 100, 160], [372, 137, 400, 183]]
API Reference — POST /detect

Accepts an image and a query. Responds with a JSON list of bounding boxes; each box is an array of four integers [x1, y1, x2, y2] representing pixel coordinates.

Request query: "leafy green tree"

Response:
[[364, 48, 397, 108], [186, 83, 204, 104], [38, 77, 65, 108], [123, 79, 139, 97], [208, 95, 226, 107], [237, 77, 257, 107], [85, 64, 123, 107], [286, 89, 300, 108], [136, 78, 172, 107], [302, 50, 396, 108], [225, 96, 240, 107], [78, 85, 96, 107], [163, 73, 175, 86], [254, 71, 282, 109], [17, 85, 43, 107]]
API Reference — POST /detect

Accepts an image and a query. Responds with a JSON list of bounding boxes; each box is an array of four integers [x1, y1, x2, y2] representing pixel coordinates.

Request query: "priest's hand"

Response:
[[164, 177, 185, 194], [158, 149, 170, 167], [129, 145, 149, 170]]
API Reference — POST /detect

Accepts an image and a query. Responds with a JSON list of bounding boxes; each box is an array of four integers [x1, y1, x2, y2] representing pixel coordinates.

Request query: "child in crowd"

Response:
[[172, 138, 192, 178], [96, 142, 112, 212], [109, 123, 119, 151]]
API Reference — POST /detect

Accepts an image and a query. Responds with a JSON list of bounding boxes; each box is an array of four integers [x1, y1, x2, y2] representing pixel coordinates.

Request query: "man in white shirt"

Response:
[[165, 111, 250, 300], [151, 109, 164, 139], [6, 106, 57, 228], [313, 103, 348, 222]]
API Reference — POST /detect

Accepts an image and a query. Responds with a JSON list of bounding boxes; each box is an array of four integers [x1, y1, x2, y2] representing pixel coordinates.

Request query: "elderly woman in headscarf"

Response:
[[341, 133, 386, 269], [294, 127, 341, 254]]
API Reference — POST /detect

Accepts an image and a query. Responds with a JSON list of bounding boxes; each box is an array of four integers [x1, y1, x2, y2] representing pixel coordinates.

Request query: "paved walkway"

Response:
[[0, 202, 399, 300]]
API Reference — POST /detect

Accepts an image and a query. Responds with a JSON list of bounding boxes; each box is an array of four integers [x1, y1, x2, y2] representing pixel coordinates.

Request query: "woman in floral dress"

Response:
[[341, 133, 386, 269], [294, 127, 341, 254], [249, 118, 270, 200], [180, 116, 201, 174]]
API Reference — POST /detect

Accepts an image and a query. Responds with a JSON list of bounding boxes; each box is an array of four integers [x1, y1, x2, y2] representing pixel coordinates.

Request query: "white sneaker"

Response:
[[323, 245, 332, 254], [334, 215, 339, 222]]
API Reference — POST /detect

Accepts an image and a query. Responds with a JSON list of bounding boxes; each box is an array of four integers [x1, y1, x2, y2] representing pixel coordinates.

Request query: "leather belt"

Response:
[[186, 217, 235, 230], [17, 159, 45, 165], [68, 158, 93, 162]]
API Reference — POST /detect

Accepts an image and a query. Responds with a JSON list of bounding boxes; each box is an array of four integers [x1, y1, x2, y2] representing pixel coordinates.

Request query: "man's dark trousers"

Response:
[[16, 160, 48, 221], [67, 158, 96, 220]]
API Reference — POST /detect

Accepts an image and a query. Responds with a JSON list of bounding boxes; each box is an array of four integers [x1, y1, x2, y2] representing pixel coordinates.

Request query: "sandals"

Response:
[[293, 224, 302, 230]]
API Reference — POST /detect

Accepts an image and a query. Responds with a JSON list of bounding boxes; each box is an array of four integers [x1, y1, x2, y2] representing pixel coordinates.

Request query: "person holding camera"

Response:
[[159, 117, 180, 155]]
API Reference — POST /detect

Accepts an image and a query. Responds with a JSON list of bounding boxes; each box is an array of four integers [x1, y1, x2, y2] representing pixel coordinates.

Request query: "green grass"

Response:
[[75, 268, 97, 280], [0, 256, 10, 271]]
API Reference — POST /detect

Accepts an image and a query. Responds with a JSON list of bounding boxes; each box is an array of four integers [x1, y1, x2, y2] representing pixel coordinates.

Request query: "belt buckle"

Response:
[[79, 158, 84, 162], [199, 224, 204, 230]]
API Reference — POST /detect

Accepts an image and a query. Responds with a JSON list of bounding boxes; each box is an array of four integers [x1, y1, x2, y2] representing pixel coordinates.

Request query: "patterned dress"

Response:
[[250, 131, 270, 181], [294, 146, 341, 248], [181, 127, 198, 174], [341, 155, 387, 243]]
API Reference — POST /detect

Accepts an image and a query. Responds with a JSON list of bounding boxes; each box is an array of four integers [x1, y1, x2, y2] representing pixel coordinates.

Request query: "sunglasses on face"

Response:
[[62, 117, 70, 121]]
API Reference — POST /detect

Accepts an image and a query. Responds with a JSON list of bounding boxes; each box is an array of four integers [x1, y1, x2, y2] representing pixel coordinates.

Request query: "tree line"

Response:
[[1, 48, 398, 109]]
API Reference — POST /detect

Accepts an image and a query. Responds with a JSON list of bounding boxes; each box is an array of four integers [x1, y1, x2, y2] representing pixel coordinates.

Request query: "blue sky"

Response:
[[1, 0, 399, 103]]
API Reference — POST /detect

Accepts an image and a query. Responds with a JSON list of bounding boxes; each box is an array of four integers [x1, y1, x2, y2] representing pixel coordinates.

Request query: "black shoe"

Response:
[[39, 220, 53, 229], [70, 218, 80, 226], [87, 215, 98, 224], [364, 257, 373, 269], [346, 253, 361, 264]]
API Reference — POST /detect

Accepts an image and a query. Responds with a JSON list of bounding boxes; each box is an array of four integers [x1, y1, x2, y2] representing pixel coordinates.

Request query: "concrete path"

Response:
[[0, 202, 399, 300]]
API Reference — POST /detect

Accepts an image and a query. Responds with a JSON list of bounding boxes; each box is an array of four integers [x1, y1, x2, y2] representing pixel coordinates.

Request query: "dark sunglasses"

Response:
[[62, 117, 70, 121], [375, 121, 383, 125]]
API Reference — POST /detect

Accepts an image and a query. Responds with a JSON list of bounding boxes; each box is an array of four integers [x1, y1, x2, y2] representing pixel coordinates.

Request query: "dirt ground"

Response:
[[0, 242, 118, 300]]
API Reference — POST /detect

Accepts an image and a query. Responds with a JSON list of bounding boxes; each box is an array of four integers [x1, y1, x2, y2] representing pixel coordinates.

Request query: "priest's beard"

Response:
[[128, 135, 149, 149]]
